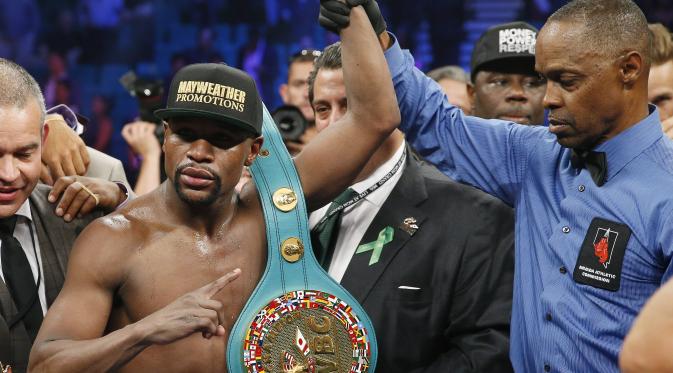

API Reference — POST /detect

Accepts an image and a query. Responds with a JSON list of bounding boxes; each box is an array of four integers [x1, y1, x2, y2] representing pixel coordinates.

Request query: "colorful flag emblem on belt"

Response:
[[295, 327, 310, 356]]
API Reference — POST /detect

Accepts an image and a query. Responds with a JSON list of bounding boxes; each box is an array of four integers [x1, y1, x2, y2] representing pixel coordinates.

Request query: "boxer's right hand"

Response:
[[346, 0, 387, 35], [319, 0, 351, 34], [319, 0, 387, 36], [136, 269, 241, 345]]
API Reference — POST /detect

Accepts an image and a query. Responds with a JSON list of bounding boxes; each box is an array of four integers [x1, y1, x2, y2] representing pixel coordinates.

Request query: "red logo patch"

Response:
[[593, 228, 618, 269]]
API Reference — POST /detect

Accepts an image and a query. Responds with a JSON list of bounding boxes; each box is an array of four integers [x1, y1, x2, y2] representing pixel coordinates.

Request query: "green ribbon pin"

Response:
[[356, 226, 394, 266]]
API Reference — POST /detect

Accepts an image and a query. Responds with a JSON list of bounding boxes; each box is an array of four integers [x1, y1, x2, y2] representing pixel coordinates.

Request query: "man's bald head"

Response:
[[535, 0, 652, 150], [547, 0, 651, 68]]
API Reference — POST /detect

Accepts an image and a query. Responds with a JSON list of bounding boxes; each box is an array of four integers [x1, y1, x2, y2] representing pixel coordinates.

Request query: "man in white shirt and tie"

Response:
[[0, 58, 128, 373], [307, 41, 516, 372]]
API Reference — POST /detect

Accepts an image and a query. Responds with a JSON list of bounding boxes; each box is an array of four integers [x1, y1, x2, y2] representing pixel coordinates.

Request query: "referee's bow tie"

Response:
[[570, 149, 608, 187]]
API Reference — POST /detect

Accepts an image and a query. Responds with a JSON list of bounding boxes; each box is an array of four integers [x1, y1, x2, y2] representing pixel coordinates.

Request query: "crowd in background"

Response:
[[1, 0, 672, 187]]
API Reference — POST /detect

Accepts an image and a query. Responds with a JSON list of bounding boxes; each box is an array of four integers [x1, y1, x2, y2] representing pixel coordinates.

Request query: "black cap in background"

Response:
[[470, 21, 539, 82]]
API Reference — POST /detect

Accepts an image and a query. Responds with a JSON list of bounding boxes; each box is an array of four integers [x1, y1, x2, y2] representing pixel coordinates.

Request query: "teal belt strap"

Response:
[[226, 104, 377, 372]]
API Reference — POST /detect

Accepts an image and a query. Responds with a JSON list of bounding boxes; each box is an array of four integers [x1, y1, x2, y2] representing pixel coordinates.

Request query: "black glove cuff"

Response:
[[319, 0, 352, 34], [346, 0, 387, 35]]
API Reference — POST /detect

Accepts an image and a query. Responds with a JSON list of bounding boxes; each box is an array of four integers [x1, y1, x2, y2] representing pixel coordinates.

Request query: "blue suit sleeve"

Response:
[[385, 36, 547, 205]]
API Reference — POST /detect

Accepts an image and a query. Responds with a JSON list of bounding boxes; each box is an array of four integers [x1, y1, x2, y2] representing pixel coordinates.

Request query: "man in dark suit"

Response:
[[308, 42, 515, 372], [0, 58, 128, 373], [0, 185, 99, 372]]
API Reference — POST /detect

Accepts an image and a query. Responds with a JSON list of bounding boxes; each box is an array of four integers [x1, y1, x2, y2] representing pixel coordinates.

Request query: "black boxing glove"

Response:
[[319, 0, 351, 34], [346, 0, 387, 35]]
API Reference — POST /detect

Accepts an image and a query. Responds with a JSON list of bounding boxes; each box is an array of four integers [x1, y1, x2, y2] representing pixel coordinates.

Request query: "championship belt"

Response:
[[226, 104, 378, 373]]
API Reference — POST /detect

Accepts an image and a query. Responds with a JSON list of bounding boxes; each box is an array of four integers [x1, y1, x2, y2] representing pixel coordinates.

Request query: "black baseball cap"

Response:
[[155, 63, 263, 136], [470, 21, 538, 82]]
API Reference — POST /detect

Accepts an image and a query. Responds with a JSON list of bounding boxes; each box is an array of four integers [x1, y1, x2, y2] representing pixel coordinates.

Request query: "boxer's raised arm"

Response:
[[294, 5, 400, 210]]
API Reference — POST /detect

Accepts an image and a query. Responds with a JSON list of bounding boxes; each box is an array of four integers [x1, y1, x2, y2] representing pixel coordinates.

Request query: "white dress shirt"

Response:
[[0, 200, 47, 315], [309, 142, 407, 282]]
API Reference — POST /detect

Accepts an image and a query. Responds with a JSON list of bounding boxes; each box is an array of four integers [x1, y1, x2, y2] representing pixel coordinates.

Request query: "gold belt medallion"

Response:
[[243, 290, 371, 372]]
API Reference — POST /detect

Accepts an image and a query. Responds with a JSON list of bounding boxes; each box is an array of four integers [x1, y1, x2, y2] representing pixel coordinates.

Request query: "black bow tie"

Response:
[[570, 150, 608, 187]]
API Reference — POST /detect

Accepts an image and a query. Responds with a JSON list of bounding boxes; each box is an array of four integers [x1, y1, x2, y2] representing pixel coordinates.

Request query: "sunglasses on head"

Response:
[[290, 49, 322, 62], [46, 104, 89, 133]]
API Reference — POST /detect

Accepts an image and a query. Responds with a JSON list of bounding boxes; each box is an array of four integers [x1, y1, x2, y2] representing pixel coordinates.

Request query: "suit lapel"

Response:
[[341, 152, 428, 303], [29, 187, 70, 306], [0, 276, 18, 319], [0, 316, 10, 364], [0, 279, 16, 362], [29, 185, 102, 306]]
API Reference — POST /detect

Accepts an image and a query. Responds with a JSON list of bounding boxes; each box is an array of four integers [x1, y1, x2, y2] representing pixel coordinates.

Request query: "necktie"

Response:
[[0, 215, 43, 342], [571, 150, 608, 187], [311, 188, 359, 270]]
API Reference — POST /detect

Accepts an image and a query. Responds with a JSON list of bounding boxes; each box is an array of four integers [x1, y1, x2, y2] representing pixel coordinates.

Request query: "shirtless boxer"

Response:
[[28, 6, 398, 372]]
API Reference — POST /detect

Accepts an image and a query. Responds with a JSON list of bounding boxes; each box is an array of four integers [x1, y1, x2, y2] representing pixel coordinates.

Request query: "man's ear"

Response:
[[467, 82, 475, 100], [279, 84, 289, 103], [41, 122, 50, 148], [465, 83, 475, 113], [245, 136, 264, 166], [620, 51, 644, 87], [467, 83, 477, 113], [162, 121, 169, 153]]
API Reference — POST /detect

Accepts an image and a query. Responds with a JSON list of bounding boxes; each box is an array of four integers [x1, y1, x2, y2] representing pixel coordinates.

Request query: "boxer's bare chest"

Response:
[[108, 220, 266, 371]]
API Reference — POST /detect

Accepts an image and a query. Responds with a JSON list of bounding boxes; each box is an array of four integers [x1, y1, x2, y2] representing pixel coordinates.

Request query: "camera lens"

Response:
[[272, 105, 308, 141]]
